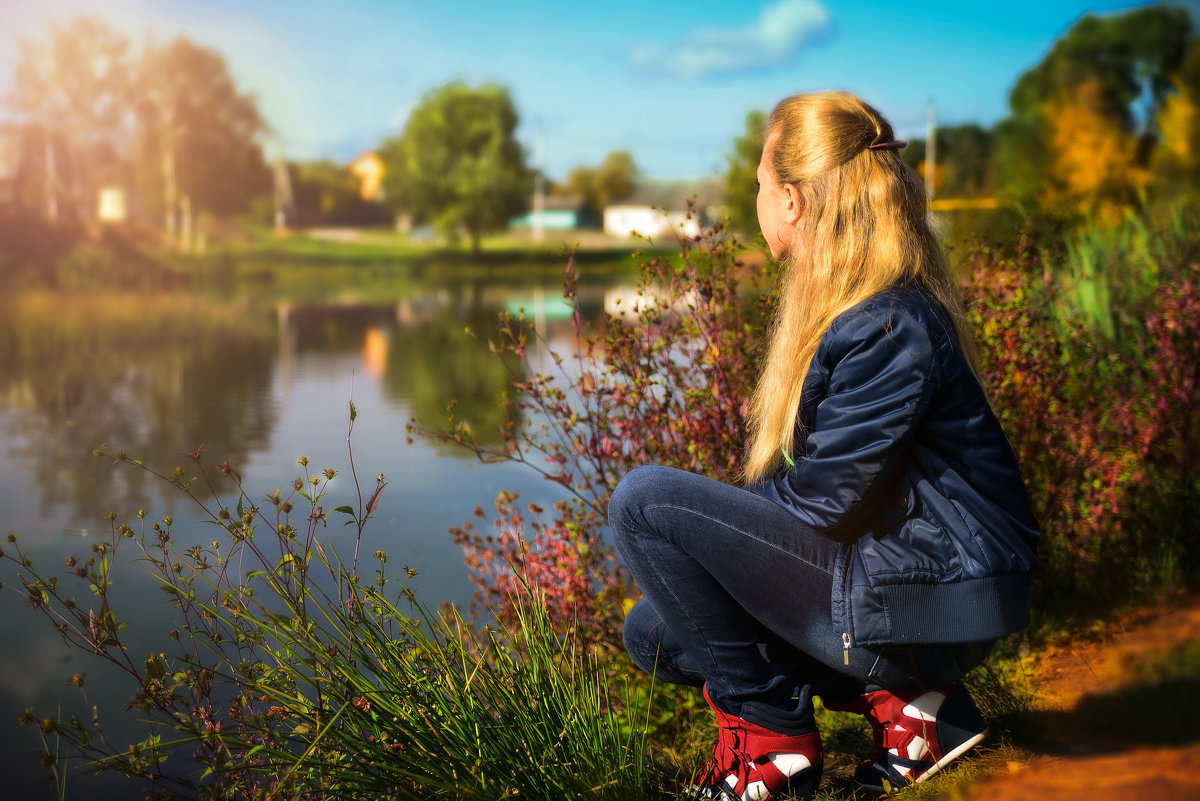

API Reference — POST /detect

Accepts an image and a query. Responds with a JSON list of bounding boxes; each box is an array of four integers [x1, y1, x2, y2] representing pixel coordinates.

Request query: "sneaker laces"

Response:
[[695, 718, 755, 794], [694, 712, 819, 799]]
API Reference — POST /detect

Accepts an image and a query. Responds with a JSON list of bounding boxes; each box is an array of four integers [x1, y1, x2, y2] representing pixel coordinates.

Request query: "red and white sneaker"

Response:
[[830, 683, 987, 791], [689, 686, 823, 801]]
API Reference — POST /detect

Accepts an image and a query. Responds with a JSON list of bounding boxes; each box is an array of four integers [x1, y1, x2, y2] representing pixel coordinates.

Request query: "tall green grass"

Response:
[[2, 410, 657, 800], [1045, 202, 1194, 346]]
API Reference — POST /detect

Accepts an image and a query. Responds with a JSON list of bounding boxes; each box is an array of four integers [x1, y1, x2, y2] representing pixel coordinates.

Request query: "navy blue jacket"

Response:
[[748, 284, 1040, 648]]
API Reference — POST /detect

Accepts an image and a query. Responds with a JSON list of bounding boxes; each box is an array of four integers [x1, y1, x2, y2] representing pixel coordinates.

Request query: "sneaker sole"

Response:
[[854, 729, 987, 791], [913, 728, 987, 783]]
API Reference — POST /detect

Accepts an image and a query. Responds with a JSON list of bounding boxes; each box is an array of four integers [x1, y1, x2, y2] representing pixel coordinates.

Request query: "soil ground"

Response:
[[948, 594, 1200, 800]]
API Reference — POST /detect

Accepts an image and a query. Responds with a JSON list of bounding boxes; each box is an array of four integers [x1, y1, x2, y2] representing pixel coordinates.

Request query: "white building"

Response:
[[603, 206, 701, 240], [601, 178, 724, 240]]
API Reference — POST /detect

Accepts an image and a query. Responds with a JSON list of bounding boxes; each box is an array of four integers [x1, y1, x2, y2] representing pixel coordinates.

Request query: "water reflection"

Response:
[[0, 291, 277, 520], [385, 289, 521, 444], [0, 265, 629, 799], [270, 292, 521, 447]]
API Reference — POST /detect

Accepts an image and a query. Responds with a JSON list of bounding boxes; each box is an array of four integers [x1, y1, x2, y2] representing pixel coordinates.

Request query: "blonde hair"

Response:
[[743, 91, 976, 483]]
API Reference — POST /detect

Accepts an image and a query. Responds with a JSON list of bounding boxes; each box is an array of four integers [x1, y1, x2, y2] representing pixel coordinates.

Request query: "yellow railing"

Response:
[[929, 197, 1008, 211]]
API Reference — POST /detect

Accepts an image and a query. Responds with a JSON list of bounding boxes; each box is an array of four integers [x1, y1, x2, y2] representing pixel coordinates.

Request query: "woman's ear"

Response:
[[783, 183, 803, 224]]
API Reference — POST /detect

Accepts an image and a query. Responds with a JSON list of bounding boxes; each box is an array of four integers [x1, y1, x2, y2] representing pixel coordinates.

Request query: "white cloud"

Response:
[[631, 0, 834, 79]]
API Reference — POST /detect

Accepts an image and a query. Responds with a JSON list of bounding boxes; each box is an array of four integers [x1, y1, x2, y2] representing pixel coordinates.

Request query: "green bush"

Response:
[[965, 207, 1200, 609]]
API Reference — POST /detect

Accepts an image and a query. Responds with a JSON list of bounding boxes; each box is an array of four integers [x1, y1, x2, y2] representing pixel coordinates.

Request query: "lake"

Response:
[[0, 255, 633, 798]]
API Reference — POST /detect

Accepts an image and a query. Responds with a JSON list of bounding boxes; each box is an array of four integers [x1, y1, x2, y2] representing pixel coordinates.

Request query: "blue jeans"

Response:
[[609, 465, 993, 727]]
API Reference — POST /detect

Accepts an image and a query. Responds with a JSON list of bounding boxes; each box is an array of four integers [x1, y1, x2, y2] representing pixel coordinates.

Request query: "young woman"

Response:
[[608, 91, 1040, 800]]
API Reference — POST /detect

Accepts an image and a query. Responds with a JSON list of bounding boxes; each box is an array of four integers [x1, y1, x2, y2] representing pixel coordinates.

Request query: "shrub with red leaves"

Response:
[[420, 212, 1200, 637]]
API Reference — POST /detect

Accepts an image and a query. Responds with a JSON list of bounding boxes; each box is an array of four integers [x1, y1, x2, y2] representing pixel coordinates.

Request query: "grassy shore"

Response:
[[220, 225, 645, 270], [0, 211, 658, 291]]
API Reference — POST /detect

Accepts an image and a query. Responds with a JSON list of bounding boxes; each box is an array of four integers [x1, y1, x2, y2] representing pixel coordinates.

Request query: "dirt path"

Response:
[[955, 596, 1200, 800]]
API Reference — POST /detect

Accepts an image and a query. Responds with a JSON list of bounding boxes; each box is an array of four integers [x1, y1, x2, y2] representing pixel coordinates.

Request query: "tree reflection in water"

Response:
[[0, 268, 621, 799], [0, 291, 277, 520]]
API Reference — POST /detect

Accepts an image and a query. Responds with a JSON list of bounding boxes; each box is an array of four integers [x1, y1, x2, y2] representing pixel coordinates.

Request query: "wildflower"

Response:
[[366, 474, 388, 514]]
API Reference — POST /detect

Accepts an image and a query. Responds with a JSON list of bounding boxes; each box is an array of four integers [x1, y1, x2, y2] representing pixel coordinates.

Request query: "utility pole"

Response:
[[270, 133, 293, 234], [925, 101, 937, 201], [532, 124, 545, 244], [158, 99, 178, 248], [44, 135, 58, 222], [274, 158, 293, 234]]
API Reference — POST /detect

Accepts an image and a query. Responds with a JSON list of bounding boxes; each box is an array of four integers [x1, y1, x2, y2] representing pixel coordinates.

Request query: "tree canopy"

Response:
[[997, 5, 1193, 213], [380, 82, 530, 255], [1008, 6, 1191, 129], [722, 110, 766, 240], [6, 17, 270, 236], [288, 160, 390, 226], [890, 6, 1198, 220], [1153, 39, 1200, 195], [902, 124, 995, 198], [8, 17, 134, 220], [566, 150, 637, 219], [136, 37, 271, 220]]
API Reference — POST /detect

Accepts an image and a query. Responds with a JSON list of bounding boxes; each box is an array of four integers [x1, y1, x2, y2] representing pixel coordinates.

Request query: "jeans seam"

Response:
[[640, 502, 835, 576]]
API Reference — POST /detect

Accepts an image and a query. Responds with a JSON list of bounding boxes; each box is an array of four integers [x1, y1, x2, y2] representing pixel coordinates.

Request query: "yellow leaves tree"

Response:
[[1157, 89, 1197, 168], [996, 6, 1191, 216], [1153, 41, 1200, 198], [1041, 80, 1148, 219]]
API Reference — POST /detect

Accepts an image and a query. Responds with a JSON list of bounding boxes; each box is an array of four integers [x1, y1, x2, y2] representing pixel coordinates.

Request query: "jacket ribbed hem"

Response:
[[859, 573, 1032, 645]]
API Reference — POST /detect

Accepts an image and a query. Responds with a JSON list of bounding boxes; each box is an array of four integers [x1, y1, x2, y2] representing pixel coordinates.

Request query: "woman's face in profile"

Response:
[[756, 133, 799, 260]]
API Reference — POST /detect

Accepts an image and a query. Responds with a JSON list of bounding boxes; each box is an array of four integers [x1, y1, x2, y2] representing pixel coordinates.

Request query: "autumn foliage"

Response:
[[413, 221, 770, 640], [967, 225, 1200, 605], [419, 208, 1200, 641], [1042, 80, 1148, 218]]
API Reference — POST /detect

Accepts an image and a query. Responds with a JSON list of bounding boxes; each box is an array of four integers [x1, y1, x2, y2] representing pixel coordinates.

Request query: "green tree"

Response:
[[7, 20, 269, 237], [566, 150, 637, 219], [566, 165, 597, 214], [380, 82, 530, 257], [7, 17, 134, 222], [1008, 6, 1191, 127], [289, 160, 389, 225], [996, 5, 1193, 211], [722, 109, 766, 239], [135, 37, 271, 244], [1154, 39, 1200, 199], [597, 151, 636, 199], [939, 124, 994, 197], [902, 124, 995, 198], [291, 160, 361, 216]]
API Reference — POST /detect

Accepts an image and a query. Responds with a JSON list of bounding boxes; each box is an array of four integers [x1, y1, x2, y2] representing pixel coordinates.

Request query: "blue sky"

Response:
[[0, 0, 1192, 179]]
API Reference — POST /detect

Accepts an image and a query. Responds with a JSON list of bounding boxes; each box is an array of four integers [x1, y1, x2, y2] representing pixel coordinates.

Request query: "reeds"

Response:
[[2, 409, 656, 800]]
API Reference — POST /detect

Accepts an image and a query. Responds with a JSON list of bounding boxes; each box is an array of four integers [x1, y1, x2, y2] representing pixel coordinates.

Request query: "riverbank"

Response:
[[629, 591, 1200, 800], [233, 225, 640, 267], [954, 593, 1200, 801], [0, 213, 662, 296]]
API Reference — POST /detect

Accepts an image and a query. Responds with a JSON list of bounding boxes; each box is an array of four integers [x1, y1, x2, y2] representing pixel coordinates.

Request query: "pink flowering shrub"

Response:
[[965, 223, 1200, 604], [454, 492, 608, 638], [421, 211, 1200, 636], [417, 219, 771, 642]]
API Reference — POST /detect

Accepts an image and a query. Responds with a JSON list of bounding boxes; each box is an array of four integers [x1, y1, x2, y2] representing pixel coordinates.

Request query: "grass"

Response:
[[629, 636, 1044, 801], [2, 418, 665, 800], [216, 226, 640, 271]]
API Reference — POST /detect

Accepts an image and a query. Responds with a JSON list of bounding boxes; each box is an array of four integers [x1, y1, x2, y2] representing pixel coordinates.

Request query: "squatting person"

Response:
[[608, 91, 1041, 800]]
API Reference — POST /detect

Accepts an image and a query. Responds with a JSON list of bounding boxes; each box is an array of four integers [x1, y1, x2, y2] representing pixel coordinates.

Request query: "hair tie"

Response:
[[868, 139, 907, 150]]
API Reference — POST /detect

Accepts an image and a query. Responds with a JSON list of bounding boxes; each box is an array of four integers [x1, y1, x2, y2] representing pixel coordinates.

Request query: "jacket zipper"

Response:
[[842, 632, 852, 665]]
